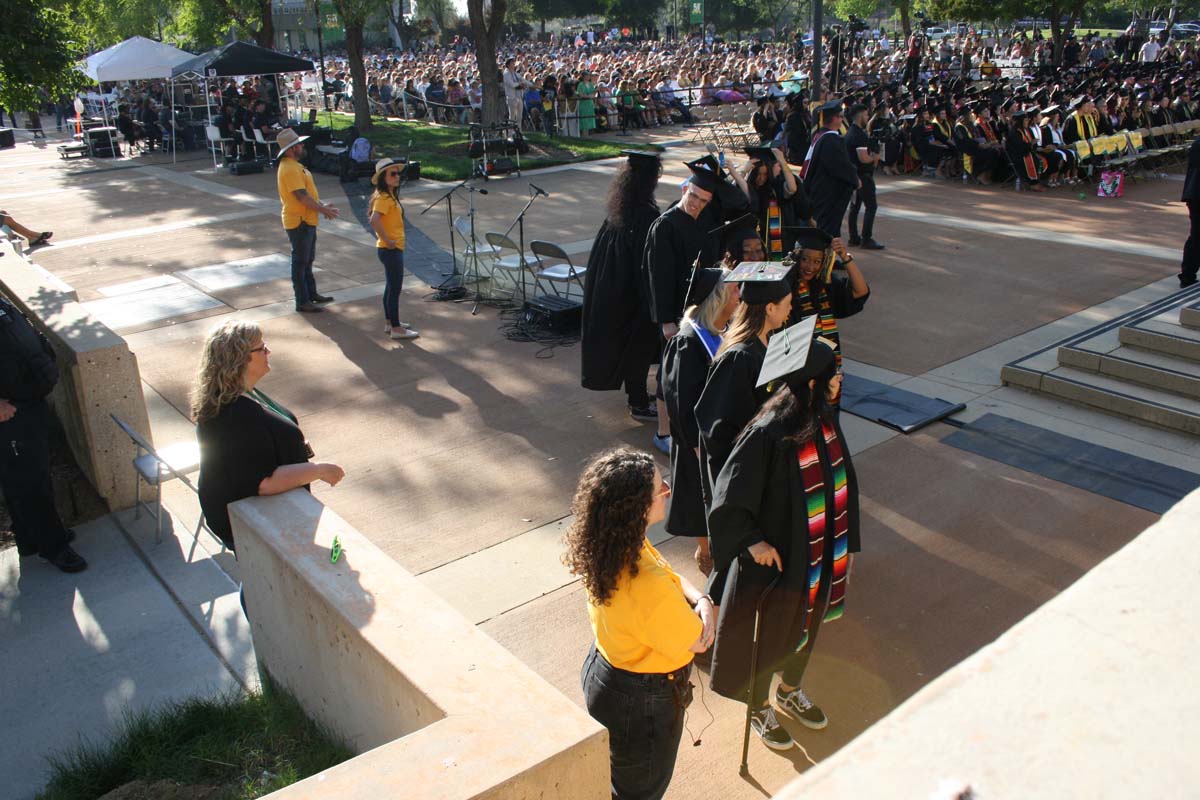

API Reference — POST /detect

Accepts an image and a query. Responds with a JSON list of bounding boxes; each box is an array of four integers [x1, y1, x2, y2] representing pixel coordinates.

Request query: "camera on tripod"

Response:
[[915, 11, 934, 30], [847, 14, 867, 34]]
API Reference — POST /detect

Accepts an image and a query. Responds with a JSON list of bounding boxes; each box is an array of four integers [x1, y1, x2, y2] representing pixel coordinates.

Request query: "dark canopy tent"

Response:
[[171, 41, 314, 79], [173, 42, 315, 166]]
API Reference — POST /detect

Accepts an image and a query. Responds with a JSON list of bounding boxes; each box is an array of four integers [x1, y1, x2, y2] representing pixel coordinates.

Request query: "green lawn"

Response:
[[318, 113, 636, 182], [36, 683, 353, 800]]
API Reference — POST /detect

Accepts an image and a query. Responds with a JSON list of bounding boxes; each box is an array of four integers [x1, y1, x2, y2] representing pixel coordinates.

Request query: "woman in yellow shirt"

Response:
[[564, 448, 715, 800], [369, 158, 418, 340]]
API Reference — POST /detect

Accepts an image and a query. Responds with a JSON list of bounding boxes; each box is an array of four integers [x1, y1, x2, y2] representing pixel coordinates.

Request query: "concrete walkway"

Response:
[[0, 510, 254, 800]]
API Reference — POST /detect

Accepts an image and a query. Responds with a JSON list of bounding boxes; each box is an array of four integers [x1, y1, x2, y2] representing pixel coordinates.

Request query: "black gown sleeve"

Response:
[[817, 133, 860, 189], [643, 214, 682, 325], [707, 423, 771, 572], [695, 348, 760, 481], [827, 273, 870, 318], [673, 333, 710, 453]]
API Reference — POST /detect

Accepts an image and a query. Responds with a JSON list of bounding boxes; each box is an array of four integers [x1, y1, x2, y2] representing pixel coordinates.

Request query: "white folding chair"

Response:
[[530, 240, 586, 299], [110, 414, 215, 547], [484, 231, 542, 298], [205, 125, 233, 159], [253, 128, 281, 160], [452, 216, 489, 285]]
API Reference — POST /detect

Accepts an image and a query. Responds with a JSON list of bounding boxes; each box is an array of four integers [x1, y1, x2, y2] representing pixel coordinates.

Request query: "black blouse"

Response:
[[197, 394, 309, 548]]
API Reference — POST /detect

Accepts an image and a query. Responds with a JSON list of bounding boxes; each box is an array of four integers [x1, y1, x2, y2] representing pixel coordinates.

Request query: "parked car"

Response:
[[925, 27, 948, 40]]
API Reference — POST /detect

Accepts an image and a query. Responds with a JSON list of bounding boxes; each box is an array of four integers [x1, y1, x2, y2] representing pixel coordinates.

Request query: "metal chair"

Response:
[[484, 231, 542, 298], [110, 414, 213, 546], [530, 240, 586, 299]]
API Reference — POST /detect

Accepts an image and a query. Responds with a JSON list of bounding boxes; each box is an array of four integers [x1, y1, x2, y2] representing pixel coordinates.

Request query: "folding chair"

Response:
[[453, 216, 489, 286], [530, 240, 587, 300], [484, 231, 542, 298], [206, 125, 234, 159], [110, 414, 213, 546], [253, 128, 281, 160]]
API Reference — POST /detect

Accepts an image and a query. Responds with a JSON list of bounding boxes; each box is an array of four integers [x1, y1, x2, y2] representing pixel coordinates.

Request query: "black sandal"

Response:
[[29, 232, 52, 247]]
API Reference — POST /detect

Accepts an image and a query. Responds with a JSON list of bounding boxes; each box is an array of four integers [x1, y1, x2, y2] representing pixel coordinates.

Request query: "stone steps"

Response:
[[1002, 286, 1200, 436]]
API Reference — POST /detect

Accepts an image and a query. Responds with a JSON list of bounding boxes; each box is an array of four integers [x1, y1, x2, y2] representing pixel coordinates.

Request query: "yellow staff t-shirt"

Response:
[[277, 157, 319, 229], [369, 192, 405, 249], [588, 540, 702, 673]]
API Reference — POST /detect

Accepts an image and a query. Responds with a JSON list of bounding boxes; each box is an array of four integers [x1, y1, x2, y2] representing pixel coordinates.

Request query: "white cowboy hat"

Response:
[[275, 127, 309, 158]]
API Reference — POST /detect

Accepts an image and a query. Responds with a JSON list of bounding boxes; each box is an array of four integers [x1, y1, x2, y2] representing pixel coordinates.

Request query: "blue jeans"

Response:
[[581, 645, 690, 800], [286, 222, 318, 306], [377, 247, 405, 326]]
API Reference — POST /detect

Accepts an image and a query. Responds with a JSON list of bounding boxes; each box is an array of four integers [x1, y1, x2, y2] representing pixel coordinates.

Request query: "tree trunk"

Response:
[[898, 0, 910, 38], [256, 0, 274, 47], [468, 0, 507, 126], [345, 22, 372, 130]]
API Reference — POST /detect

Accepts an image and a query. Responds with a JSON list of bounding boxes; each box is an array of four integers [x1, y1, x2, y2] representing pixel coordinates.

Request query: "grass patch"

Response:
[[319, 113, 635, 181], [36, 680, 353, 800]]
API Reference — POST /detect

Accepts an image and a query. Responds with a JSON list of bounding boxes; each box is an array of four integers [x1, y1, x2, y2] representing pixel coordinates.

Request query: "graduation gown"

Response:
[[581, 205, 662, 390], [749, 175, 812, 257], [803, 129, 859, 238], [705, 413, 861, 701], [661, 318, 720, 536], [694, 339, 770, 500], [642, 207, 719, 325]]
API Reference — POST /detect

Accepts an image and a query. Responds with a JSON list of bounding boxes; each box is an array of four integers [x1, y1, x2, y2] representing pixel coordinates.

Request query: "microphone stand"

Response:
[[502, 184, 543, 313], [421, 176, 470, 291]]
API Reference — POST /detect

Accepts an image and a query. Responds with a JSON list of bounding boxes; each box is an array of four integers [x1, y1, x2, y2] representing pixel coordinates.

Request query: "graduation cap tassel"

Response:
[[740, 574, 782, 777]]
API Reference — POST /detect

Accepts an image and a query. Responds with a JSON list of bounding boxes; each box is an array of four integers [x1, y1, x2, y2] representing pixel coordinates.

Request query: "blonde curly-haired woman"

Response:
[[192, 320, 344, 551]]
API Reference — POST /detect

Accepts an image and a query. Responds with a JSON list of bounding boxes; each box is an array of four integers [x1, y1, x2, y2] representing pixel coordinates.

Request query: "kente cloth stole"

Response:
[[794, 419, 850, 653], [794, 285, 841, 373], [766, 199, 783, 259]]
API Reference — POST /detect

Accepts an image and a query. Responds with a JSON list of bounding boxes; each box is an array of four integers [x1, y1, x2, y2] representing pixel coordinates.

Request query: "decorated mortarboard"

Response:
[[621, 149, 661, 163], [725, 261, 792, 305], [755, 316, 836, 390], [687, 154, 724, 176], [745, 145, 776, 163], [684, 262, 725, 307], [684, 161, 722, 193], [898, 113, 917, 122]]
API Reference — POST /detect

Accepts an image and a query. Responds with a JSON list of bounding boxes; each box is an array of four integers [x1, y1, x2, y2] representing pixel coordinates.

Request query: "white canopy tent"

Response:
[[79, 36, 195, 161]]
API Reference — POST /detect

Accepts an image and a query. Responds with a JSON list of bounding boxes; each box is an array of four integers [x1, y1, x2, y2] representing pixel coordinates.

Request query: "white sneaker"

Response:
[[389, 327, 420, 340]]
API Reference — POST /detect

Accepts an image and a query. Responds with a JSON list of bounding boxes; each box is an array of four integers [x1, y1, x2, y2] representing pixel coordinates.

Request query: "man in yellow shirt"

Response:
[[275, 128, 340, 313]]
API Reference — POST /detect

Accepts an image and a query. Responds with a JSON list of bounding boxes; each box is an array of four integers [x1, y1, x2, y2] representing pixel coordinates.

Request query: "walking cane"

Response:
[[739, 574, 782, 777]]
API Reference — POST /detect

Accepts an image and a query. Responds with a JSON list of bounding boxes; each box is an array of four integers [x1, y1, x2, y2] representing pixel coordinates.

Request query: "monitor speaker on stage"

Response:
[[0, 128, 14, 149]]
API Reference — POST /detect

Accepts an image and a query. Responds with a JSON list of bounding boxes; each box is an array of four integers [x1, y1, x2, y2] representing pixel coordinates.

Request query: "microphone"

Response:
[[530, 183, 549, 197], [477, 188, 488, 194]]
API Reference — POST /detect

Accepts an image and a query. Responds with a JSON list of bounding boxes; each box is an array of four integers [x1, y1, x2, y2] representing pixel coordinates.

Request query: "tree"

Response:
[[1, 0, 88, 113], [416, 0, 456, 34], [189, 0, 276, 47], [833, 0, 878, 19], [468, 0, 508, 126], [330, 0, 383, 130]]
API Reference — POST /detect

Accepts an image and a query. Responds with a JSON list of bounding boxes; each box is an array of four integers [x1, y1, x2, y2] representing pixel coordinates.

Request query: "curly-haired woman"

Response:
[[564, 448, 715, 800], [192, 320, 344, 551]]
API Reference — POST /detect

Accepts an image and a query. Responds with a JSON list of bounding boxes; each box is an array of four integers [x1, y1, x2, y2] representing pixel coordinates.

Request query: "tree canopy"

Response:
[[1, 0, 88, 112]]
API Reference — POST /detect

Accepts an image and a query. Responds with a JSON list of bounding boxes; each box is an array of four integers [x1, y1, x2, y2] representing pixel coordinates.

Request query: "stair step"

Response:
[[1059, 345, 1200, 400], [1119, 322, 1200, 361], [1032, 365, 1200, 435], [1182, 303, 1200, 330]]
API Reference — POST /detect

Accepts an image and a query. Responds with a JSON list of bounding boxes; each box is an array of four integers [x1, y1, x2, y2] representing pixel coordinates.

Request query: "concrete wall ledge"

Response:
[[0, 241, 149, 509], [774, 488, 1200, 799], [230, 490, 608, 799]]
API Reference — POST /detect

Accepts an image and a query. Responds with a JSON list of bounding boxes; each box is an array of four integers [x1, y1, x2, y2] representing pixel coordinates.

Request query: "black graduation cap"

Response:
[[790, 226, 832, 252], [1032, 87, 1049, 104], [816, 98, 844, 120], [684, 162, 722, 193], [1012, 108, 1029, 120], [726, 261, 792, 305], [755, 317, 836, 391], [745, 146, 776, 163], [621, 149, 661, 163], [899, 113, 917, 122], [1068, 94, 1090, 110], [1042, 104, 1060, 116], [687, 154, 723, 177], [684, 263, 725, 307]]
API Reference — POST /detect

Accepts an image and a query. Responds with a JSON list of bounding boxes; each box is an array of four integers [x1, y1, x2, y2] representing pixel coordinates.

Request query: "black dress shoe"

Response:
[[312, 294, 335, 304], [17, 529, 73, 557], [861, 239, 886, 250], [296, 303, 324, 313], [1182, 277, 1198, 289], [40, 544, 88, 573], [848, 236, 863, 246]]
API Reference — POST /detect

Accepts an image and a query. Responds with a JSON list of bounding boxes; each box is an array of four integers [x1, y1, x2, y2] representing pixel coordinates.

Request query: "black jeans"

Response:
[[286, 222, 318, 306], [1182, 199, 1199, 287], [581, 646, 691, 800], [848, 173, 878, 241], [0, 398, 70, 557]]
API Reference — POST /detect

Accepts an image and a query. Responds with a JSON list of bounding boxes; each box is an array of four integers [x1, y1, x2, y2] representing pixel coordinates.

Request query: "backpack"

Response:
[[350, 136, 372, 163]]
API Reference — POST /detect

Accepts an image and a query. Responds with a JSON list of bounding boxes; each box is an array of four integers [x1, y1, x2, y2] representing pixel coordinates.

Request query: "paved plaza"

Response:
[[3, 129, 1199, 798]]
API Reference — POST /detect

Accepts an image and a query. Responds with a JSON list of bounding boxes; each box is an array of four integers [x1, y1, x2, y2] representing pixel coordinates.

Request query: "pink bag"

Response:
[[1097, 171, 1124, 198]]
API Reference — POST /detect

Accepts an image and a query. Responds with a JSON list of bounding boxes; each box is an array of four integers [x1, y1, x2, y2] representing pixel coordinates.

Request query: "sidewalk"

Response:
[[0, 508, 255, 800]]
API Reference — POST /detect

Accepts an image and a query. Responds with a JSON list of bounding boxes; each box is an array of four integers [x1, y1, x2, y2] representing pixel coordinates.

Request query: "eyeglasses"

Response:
[[655, 478, 672, 499], [250, 344, 270, 354]]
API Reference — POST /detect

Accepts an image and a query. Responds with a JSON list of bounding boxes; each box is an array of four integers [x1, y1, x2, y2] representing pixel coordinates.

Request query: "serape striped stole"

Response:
[[795, 419, 850, 652]]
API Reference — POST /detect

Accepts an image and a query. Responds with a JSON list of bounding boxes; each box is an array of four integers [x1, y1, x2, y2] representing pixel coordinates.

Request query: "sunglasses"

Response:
[[385, 170, 401, 177]]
